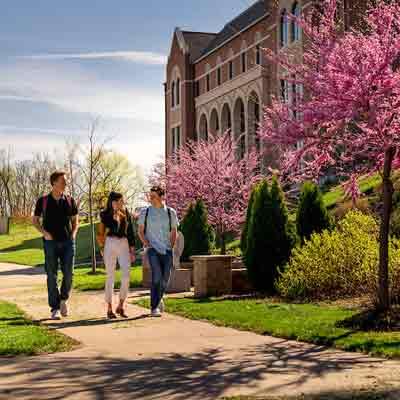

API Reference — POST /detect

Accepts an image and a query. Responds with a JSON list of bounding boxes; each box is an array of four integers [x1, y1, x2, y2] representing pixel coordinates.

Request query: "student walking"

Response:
[[138, 185, 179, 317], [97, 192, 136, 319], [32, 171, 79, 320]]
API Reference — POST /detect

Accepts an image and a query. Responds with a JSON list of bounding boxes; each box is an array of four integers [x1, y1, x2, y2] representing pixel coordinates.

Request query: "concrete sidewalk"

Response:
[[0, 262, 400, 400]]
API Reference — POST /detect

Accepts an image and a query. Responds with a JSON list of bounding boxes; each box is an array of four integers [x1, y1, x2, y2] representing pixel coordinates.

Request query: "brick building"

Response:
[[164, 0, 364, 162]]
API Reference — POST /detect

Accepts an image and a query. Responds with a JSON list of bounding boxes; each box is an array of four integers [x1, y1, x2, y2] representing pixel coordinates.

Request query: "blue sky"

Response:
[[0, 0, 257, 172]]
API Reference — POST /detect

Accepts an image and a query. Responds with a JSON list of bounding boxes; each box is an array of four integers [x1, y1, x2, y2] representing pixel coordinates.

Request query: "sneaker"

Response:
[[60, 301, 68, 317], [151, 308, 162, 317], [51, 309, 61, 320], [159, 299, 165, 313]]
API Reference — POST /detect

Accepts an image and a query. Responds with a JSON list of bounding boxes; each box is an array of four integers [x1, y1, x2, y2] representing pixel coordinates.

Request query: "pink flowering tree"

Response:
[[165, 132, 261, 254], [260, 0, 400, 310]]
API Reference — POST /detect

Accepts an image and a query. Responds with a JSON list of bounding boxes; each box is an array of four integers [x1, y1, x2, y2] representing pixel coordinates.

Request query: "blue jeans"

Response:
[[43, 239, 75, 311], [147, 248, 173, 310]]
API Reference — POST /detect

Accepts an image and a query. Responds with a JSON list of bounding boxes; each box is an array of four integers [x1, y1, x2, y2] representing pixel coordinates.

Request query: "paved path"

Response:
[[1, 262, 400, 400]]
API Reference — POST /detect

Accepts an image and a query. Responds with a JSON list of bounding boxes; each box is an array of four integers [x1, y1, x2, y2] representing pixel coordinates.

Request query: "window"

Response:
[[241, 52, 247, 73], [206, 74, 211, 92], [172, 126, 181, 154], [344, 0, 350, 31], [229, 60, 234, 80], [176, 126, 181, 149], [217, 67, 222, 86], [254, 102, 260, 152], [194, 80, 200, 97], [176, 78, 180, 106], [171, 81, 175, 108], [291, 2, 301, 42], [280, 9, 289, 48], [256, 45, 261, 65], [280, 79, 289, 103]]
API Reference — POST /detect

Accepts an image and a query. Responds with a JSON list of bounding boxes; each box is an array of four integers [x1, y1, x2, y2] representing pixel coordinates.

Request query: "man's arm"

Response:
[[138, 225, 150, 248], [170, 227, 177, 249], [32, 216, 53, 240], [71, 215, 80, 240]]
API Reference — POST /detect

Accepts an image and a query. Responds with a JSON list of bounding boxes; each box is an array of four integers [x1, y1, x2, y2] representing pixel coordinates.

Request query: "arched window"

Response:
[[280, 9, 289, 48], [291, 2, 301, 42], [176, 78, 180, 106], [171, 81, 175, 108]]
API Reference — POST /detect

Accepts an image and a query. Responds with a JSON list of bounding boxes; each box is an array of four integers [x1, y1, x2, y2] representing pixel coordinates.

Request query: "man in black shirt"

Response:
[[32, 171, 79, 319]]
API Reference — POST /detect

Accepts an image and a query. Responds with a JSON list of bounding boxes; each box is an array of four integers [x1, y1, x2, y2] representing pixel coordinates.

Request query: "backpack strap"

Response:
[[65, 195, 72, 209], [42, 195, 49, 220], [144, 207, 150, 235], [167, 207, 172, 232]]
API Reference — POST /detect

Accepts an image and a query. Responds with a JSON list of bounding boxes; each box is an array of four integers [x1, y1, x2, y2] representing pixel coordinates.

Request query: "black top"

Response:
[[34, 194, 78, 242], [100, 210, 135, 247]]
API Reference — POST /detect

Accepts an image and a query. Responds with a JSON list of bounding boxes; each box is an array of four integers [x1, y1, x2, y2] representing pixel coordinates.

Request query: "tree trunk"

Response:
[[220, 232, 226, 255], [377, 146, 395, 311], [89, 192, 97, 274]]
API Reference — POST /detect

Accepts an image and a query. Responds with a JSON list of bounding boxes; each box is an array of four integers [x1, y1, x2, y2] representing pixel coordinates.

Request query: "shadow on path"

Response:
[[0, 341, 386, 400]]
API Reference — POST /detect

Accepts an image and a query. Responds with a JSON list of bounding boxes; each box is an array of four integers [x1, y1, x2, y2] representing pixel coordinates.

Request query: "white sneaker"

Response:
[[60, 301, 68, 317], [159, 299, 165, 313], [151, 308, 162, 317], [51, 310, 61, 320]]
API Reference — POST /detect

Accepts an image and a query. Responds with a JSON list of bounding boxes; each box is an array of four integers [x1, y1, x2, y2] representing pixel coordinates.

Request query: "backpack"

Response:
[[42, 194, 73, 221]]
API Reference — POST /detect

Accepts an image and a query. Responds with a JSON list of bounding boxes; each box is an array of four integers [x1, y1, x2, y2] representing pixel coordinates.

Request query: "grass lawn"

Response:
[[0, 301, 77, 356], [135, 297, 400, 359], [0, 218, 95, 266], [323, 174, 382, 209], [73, 266, 142, 291]]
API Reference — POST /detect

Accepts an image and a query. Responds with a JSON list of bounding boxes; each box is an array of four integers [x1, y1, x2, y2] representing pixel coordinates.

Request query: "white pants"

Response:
[[104, 236, 131, 303]]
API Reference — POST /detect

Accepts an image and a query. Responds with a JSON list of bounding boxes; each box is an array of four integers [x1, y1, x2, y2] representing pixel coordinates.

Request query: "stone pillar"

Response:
[[191, 255, 233, 298]]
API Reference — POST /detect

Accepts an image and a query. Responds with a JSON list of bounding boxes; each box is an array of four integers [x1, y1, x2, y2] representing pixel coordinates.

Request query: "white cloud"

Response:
[[0, 61, 164, 123], [17, 51, 167, 65]]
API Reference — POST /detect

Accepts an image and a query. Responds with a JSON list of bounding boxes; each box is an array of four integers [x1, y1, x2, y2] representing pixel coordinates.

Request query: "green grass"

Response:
[[0, 218, 96, 266], [0, 300, 77, 356], [135, 297, 400, 359], [323, 174, 382, 209], [73, 266, 142, 291]]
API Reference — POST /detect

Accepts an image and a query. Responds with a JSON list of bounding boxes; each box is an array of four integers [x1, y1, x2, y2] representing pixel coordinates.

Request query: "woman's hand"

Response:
[[130, 247, 136, 263]]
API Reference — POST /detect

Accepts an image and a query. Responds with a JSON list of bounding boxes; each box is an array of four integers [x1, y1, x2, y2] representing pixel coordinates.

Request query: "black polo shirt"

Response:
[[34, 194, 78, 242]]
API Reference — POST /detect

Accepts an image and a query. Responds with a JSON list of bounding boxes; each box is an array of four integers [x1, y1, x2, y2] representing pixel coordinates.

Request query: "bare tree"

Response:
[[0, 149, 15, 217], [77, 119, 109, 273]]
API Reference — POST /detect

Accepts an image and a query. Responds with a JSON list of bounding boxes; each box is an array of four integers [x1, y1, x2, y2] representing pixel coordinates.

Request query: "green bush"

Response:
[[297, 181, 332, 242], [278, 210, 400, 303], [240, 186, 256, 257], [245, 177, 294, 293], [180, 200, 213, 261]]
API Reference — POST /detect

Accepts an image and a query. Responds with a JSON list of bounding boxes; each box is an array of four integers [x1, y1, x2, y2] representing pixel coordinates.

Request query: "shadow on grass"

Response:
[[336, 308, 400, 332], [0, 341, 391, 400], [0, 224, 96, 266]]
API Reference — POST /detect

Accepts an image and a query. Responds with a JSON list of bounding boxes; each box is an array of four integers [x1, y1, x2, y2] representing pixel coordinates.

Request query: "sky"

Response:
[[0, 0, 257, 173]]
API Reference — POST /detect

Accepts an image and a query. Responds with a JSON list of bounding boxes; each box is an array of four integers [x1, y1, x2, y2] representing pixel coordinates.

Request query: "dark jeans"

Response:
[[43, 239, 75, 311], [147, 248, 173, 310]]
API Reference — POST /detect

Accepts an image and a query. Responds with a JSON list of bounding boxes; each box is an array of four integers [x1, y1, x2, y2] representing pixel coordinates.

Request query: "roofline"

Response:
[[180, 30, 217, 36], [194, 11, 270, 64]]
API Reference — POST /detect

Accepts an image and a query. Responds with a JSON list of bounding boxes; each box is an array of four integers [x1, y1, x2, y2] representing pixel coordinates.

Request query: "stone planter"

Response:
[[232, 268, 253, 294], [191, 255, 233, 298], [180, 261, 194, 285], [0, 217, 9, 235], [141, 251, 191, 293]]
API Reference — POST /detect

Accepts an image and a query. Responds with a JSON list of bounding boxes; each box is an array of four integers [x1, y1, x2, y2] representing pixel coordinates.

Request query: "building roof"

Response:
[[196, 0, 268, 61], [180, 31, 217, 63]]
